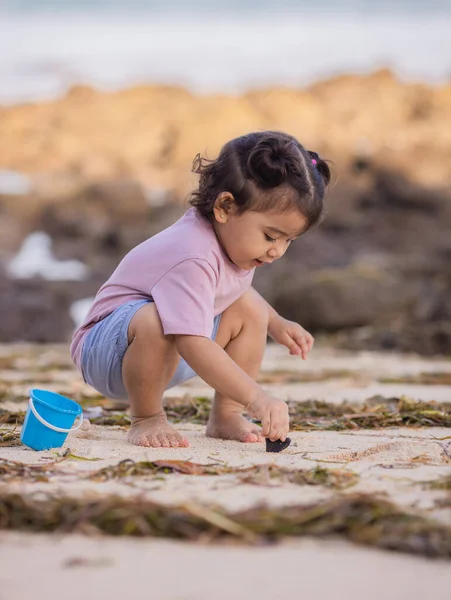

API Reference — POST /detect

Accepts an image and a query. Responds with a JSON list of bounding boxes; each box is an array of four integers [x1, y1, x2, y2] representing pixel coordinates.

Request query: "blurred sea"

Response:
[[0, 0, 450, 104]]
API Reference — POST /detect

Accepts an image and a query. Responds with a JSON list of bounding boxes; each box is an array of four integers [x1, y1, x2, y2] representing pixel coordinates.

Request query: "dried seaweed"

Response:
[[0, 492, 449, 558], [165, 396, 212, 424], [0, 456, 357, 490], [426, 475, 451, 491], [89, 459, 224, 480], [379, 372, 451, 386], [238, 465, 358, 489], [164, 395, 451, 430], [258, 369, 355, 384], [90, 414, 131, 427], [1, 396, 450, 433], [89, 459, 358, 489], [0, 452, 70, 481], [78, 395, 129, 411], [0, 388, 28, 404], [0, 409, 25, 425], [0, 454, 100, 481], [0, 426, 21, 447], [67, 453, 102, 462], [288, 396, 451, 430]]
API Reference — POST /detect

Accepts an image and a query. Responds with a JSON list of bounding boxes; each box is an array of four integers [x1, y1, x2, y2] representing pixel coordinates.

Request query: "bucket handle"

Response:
[[28, 396, 84, 433]]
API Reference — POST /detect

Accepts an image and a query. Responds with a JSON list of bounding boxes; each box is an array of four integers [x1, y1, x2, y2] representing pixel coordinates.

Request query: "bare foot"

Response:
[[206, 408, 264, 443], [127, 411, 189, 448]]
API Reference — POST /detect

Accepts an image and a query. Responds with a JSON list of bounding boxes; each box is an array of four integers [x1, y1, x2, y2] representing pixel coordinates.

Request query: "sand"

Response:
[[2, 533, 451, 600], [0, 342, 451, 599]]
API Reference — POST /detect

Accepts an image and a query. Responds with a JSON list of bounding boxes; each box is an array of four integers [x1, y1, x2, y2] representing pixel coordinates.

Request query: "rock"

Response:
[[0, 73, 450, 353], [0, 71, 449, 190], [35, 180, 153, 274], [331, 321, 451, 357], [268, 265, 413, 332], [0, 269, 93, 343]]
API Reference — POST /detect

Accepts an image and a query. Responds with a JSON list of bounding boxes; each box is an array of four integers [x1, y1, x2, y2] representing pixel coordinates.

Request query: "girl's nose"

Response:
[[268, 248, 279, 259]]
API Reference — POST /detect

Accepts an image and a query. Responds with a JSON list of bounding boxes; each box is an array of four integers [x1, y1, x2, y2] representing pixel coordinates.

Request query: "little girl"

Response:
[[70, 131, 330, 448]]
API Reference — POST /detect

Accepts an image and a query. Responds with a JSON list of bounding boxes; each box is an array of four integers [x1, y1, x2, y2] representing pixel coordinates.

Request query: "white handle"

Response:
[[28, 396, 83, 433]]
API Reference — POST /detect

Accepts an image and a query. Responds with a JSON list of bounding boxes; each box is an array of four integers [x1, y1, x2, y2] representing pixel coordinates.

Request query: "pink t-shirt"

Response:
[[70, 208, 255, 370]]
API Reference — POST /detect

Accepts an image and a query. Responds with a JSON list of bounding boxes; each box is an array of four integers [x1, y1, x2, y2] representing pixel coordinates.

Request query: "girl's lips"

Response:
[[254, 259, 265, 266]]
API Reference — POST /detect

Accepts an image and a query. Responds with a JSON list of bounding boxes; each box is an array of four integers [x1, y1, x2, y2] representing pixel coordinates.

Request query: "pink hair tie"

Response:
[[311, 159, 317, 165]]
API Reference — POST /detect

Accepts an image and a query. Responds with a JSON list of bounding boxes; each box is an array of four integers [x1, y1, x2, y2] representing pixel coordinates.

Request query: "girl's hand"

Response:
[[246, 391, 290, 441], [268, 315, 314, 359]]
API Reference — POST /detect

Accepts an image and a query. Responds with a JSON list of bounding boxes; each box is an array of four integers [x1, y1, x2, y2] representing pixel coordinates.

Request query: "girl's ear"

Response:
[[213, 192, 236, 223]]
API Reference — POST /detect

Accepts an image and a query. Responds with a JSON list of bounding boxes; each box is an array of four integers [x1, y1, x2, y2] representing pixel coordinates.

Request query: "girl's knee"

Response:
[[238, 289, 269, 327], [215, 290, 270, 348], [220, 291, 269, 341], [127, 303, 172, 345]]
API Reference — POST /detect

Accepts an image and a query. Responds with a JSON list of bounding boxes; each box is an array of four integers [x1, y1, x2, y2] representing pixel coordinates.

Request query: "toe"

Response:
[[250, 428, 264, 442], [167, 434, 179, 447], [241, 431, 259, 443], [127, 432, 150, 447], [148, 436, 162, 447], [177, 434, 190, 447], [157, 434, 171, 448]]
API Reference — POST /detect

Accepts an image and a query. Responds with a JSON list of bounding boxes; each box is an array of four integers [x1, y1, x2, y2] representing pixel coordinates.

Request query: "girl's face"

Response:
[[212, 199, 308, 271]]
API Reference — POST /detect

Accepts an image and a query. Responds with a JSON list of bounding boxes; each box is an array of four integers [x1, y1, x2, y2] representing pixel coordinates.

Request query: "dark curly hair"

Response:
[[189, 131, 331, 231]]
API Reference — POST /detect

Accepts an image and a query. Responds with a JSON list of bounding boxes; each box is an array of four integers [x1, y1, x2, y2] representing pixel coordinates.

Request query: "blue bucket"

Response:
[[20, 389, 84, 451]]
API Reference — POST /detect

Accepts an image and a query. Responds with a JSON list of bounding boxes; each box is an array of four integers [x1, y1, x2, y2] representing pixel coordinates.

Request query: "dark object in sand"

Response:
[[266, 437, 291, 453]]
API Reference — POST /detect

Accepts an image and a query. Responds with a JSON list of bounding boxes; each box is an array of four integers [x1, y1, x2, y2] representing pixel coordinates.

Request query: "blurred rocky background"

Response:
[[0, 1, 450, 355]]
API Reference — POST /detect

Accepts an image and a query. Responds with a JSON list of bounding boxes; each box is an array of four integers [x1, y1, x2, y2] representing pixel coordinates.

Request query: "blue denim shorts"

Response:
[[80, 299, 222, 400]]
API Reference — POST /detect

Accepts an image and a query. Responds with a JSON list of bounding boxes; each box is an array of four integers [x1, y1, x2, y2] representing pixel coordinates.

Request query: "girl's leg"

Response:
[[123, 288, 269, 447], [122, 303, 189, 448], [206, 288, 270, 443]]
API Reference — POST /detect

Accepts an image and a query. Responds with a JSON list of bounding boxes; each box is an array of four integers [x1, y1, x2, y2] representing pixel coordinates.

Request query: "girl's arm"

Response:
[[174, 335, 289, 440], [175, 335, 260, 406]]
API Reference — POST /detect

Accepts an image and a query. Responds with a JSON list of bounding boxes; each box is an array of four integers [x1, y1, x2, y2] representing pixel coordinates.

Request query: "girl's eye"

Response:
[[265, 234, 276, 242]]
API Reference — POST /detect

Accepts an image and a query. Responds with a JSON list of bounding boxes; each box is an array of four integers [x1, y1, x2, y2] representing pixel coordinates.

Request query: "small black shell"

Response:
[[265, 437, 292, 453]]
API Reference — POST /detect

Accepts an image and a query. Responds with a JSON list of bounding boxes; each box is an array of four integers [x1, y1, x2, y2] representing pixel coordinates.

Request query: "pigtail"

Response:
[[307, 150, 331, 187]]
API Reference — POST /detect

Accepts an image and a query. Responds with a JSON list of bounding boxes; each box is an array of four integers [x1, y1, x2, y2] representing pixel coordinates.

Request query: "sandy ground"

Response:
[[0, 342, 451, 599], [2, 533, 451, 600]]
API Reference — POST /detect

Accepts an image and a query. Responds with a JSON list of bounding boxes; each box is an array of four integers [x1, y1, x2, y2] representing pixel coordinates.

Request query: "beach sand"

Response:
[[1, 342, 451, 599]]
